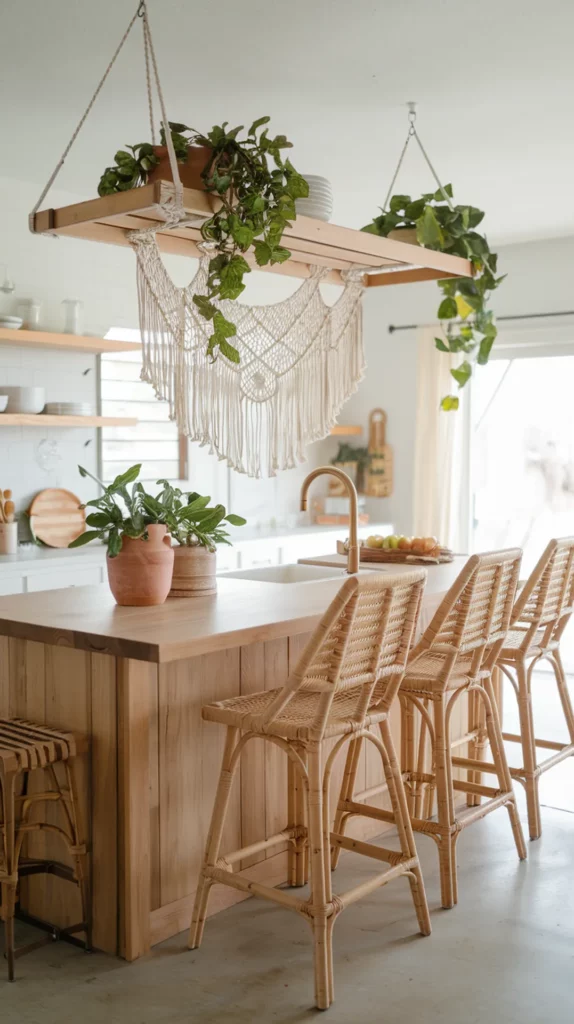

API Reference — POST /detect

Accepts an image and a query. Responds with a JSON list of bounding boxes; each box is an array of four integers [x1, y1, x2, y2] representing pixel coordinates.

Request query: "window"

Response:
[[100, 328, 184, 484]]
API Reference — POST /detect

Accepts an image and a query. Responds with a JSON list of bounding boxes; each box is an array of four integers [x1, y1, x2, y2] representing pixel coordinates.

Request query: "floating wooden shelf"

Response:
[[32, 182, 473, 288], [0, 414, 137, 427], [0, 327, 141, 354], [329, 425, 362, 436]]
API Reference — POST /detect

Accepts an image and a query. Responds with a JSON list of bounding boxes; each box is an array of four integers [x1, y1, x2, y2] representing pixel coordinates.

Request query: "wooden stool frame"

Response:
[[0, 720, 90, 981], [189, 571, 430, 1010], [333, 552, 527, 910], [498, 537, 574, 840]]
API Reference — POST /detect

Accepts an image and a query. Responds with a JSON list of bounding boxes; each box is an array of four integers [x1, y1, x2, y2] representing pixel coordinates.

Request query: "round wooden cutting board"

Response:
[[28, 488, 86, 548]]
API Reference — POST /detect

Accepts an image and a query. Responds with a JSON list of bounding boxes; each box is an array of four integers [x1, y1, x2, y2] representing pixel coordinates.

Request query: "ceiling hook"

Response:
[[407, 101, 417, 132], [137, 1, 146, 17]]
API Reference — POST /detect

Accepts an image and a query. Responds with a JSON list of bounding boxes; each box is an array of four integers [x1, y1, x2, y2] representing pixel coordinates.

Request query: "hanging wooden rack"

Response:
[[31, 181, 473, 288]]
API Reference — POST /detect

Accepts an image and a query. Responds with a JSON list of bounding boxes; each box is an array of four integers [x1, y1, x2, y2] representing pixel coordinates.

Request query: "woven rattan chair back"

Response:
[[510, 537, 574, 650], [408, 549, 522, 688], [258, 569, 426, 739]]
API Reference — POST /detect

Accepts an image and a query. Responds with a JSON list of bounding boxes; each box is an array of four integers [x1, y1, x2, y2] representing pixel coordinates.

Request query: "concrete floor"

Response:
[[2, 783, 574, 1024]]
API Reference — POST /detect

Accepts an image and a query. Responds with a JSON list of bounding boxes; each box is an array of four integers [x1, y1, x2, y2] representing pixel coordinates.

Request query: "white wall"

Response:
[[344, 235, 574, 535], [0, 176, 336, 530]]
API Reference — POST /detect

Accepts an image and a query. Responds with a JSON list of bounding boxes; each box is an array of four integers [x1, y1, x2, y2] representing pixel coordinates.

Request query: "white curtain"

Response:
[[412, 327, 470, 552]]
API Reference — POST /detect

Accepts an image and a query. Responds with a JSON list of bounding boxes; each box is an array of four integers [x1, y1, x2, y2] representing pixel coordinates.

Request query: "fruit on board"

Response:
[[398, 536, 413, 550]]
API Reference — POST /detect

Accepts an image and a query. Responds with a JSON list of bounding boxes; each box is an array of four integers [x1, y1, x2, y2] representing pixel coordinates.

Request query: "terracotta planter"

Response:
[[169, 544, 217, 598], [106, 525, 174, 607], [147, 145, 212, 190], [388, 227, 419, 245]]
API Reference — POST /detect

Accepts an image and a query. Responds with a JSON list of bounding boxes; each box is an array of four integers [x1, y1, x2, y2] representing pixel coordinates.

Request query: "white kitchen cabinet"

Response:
[[0, 575, 24, 595], [26, 566, 104, 592]]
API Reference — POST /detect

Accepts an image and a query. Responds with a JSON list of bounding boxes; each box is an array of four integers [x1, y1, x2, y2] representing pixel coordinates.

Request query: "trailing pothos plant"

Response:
[[68, 464, 166, 557], [150, 481, 246, 550], [167, 117, 308, 362], [362, 185, 505, 409], [97, 117, 308, 363]]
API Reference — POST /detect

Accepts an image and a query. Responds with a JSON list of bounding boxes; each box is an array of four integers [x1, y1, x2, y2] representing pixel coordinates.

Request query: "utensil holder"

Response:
[[0, 522, 17, 555]]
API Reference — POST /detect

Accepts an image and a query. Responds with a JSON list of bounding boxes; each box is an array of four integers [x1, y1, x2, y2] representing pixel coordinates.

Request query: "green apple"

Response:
[[387, 535, 400, 550]]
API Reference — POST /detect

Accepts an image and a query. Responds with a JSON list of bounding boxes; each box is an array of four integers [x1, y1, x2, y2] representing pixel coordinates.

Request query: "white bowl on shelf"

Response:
[[297, 175, 333, 223], [0, 316, 23, 330], [0, 396, 8, 413], [1, 386, 46, 414]]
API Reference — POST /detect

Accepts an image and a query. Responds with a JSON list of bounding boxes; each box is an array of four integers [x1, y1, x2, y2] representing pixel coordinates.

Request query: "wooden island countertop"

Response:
[[0, 557, 467, 664]]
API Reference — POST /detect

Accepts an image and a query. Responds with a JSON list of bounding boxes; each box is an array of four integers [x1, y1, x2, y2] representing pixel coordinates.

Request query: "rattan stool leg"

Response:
[[514, 662, 542, 841], [482, 678, 527, 860], [331, 736, 362, 871], [288, 743, 308, 887], [1, 771, 17, 981], [466, 690, 485, 808], [189, 727, 239, 951], [400, 695, 416, 815], [549, 649, 574, 744], [433, 695, 456, 909], [307, 743, 331, 1011], [379, 719, 431, 936]]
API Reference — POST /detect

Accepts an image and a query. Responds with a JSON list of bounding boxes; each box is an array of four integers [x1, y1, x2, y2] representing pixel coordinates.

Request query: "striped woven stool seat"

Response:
[[204, 684, 392, 741], [499, 626, 557, 661], [401, 653, 490, 694], [0, 719, 77, 773]]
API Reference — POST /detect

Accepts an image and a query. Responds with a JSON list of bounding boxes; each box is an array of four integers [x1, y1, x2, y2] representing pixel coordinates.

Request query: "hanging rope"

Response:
[[382, 103, 455, 213], [28, 0, 185, 232]]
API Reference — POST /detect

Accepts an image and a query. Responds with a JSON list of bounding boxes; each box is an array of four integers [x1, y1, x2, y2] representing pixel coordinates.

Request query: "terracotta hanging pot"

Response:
[[147, 145, 213, 190], [106, 525, 174, 607], [169, 544, 217, 598]]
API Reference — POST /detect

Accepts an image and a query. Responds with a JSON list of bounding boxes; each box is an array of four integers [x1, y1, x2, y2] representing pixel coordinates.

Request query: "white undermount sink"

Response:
[[220, 562, 354, 584]]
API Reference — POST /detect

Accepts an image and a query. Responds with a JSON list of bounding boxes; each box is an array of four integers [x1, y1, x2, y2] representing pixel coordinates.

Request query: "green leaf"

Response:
[[477, 334, 496, 365], [224, 513, 246, 526], [219, 338, 241, 363], [404, 199, 426, 220], [248, 115, 271, 135], [440, 394, 459, 411], [253, 240, 273, 266], [85, 512, 112, 529], [438, 297, 458, 319], [213, 311, 237, 338], [450, 361, 472, 388], [432, 183, 453, 201], [68, 530, 103, 548], [416, 205, 445, 248], [193, 294, 217, 320], [285, 173, 309, 200], [110, 465, 141, 491], [107, 530, 123, 558], [269, 245, 291, 264], [434, 337, 450, 353], [389, 194, 411, 213]]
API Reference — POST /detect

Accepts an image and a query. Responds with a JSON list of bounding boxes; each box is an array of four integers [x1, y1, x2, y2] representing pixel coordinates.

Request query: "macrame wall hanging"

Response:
[[29, 0, 366, 478]]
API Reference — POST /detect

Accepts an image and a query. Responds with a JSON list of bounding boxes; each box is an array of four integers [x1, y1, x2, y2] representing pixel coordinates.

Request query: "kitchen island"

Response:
[[0, 559, 469, 961]]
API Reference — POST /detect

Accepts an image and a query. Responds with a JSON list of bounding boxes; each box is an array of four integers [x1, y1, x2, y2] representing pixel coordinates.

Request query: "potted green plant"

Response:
[[362, 185, 505, 409], [98, 117, 309, 362], [68, 464, 174, 607], [150, 481, 246, 597]]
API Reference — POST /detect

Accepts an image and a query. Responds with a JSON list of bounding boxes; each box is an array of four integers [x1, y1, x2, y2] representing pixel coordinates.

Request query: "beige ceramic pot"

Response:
[[106, 525, 174, 607], [388, 227, 419, 245], [170, 544, 217, 598]]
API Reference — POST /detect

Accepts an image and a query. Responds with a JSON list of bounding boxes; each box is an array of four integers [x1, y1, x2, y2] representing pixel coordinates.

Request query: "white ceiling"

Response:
[[1, 0, 573, 246]]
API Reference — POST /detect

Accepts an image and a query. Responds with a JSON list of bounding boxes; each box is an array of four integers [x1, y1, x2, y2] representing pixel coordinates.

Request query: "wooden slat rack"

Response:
[[32, 182, 473, 287]]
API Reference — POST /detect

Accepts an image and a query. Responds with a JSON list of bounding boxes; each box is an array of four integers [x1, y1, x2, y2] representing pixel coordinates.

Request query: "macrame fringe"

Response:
[[131, 229, 365, 478]]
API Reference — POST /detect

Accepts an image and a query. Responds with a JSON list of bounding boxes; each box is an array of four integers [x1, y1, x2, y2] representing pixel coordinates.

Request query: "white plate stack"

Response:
[[296, 175, 334, 223], [44, 402, 93, 416], [0, 315, 23, 330]]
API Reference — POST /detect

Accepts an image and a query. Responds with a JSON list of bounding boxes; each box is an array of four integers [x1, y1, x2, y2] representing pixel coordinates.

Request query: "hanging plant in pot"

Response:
[[150, 480, 246, 597], [98, 117, 309, 362], [68, 464, 174, 607], [362, 184, 505, 410]]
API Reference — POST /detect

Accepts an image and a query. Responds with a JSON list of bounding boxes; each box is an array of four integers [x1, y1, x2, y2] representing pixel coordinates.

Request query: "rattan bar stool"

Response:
[[333, 551, 527, 911], [189, 571, 430, 1011], [0, 718, 90, 980], [497, 537, 574, 840]]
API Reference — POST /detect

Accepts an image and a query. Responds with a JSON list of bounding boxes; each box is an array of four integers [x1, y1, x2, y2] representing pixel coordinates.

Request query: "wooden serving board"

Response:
[[364, 409, 393, 498], [28, 488, 86, 548], [337, 540, 454, 565]]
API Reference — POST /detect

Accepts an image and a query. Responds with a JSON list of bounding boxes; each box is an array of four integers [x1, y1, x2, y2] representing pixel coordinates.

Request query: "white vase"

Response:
[[62, 298, 83, 335], [0, 522, 18, 555]]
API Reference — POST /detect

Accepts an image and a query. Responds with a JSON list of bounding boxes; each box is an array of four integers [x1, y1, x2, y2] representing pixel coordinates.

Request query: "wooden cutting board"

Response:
[[364, 408, 393, 497], [28, 488, 86, 548]]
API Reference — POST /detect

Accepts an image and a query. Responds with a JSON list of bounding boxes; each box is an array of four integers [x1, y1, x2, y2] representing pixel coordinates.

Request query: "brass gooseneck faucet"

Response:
[[300, 466, 360, 574]]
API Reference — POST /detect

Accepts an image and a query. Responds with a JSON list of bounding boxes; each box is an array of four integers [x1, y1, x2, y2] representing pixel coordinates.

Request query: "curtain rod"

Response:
[[387, 310, 574, 333]]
